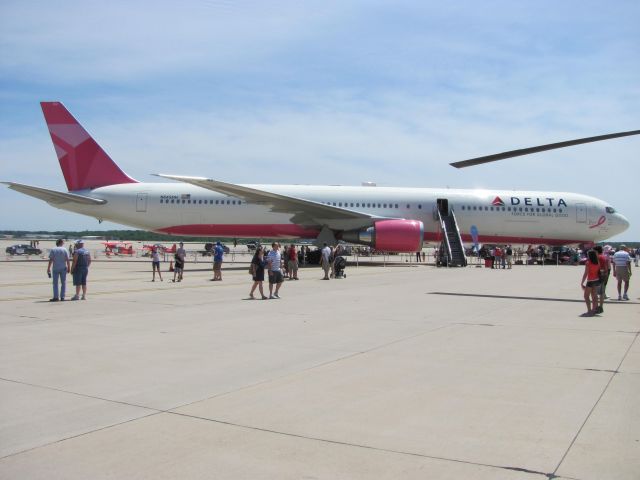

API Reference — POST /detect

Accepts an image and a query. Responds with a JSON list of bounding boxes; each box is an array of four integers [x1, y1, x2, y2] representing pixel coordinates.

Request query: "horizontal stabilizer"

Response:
[[2, 182, 107, 206]]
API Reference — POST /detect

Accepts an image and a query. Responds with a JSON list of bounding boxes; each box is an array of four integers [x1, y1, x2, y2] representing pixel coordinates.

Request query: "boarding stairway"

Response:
[[436, 199, 467, 267]]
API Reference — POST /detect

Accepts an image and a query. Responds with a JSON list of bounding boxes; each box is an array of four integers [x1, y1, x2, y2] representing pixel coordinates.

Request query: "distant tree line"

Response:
[[0, 230, 255, 243], [1, 230, 636, 248]]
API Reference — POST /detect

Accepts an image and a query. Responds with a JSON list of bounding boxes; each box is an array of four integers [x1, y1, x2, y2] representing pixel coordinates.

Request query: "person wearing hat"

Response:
[[70, 239, 91, 300], [210, 241, 224, 281]]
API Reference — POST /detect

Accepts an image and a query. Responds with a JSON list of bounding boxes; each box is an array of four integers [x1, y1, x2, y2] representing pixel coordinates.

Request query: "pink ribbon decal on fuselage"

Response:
[[589, 215, 606, 229]]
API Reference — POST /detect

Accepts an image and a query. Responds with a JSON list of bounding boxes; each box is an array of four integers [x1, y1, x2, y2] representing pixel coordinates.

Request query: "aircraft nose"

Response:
[[614, 213, 630, 234]]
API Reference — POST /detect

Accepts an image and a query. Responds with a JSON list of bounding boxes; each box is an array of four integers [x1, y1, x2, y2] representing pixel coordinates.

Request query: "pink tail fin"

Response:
[[41, 102, 137, 191]]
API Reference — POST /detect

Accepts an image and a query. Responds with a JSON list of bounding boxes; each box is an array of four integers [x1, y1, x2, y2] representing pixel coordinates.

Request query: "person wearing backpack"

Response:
[[506, 245, 513, 269]]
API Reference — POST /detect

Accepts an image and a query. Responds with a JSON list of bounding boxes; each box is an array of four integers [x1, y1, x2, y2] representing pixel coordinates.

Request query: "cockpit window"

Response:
[[605, 206, 616, 214]]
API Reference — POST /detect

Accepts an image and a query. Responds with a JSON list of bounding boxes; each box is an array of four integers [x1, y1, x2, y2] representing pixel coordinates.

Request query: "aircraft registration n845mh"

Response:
[[3, 102, 634, 254]]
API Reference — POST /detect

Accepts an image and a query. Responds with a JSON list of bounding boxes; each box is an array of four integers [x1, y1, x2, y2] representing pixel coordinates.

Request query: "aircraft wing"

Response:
[[156, 174, 391, 230], [2, 182, 107, 206]]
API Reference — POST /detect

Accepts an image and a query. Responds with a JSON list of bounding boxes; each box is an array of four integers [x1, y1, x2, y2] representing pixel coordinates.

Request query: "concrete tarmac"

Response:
[[0, 256, 638, 479]]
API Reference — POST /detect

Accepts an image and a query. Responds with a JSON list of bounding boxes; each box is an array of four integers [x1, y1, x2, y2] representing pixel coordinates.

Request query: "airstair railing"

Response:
[[449, 208, 467, 267], [437, 209, 453, 267]]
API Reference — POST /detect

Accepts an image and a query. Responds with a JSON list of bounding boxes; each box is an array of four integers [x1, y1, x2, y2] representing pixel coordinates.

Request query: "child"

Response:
[[151, 247, 163, 282]]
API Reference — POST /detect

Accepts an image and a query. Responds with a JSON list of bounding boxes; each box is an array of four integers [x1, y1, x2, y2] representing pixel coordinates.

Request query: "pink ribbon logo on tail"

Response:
[[589, 215, 606, 229]]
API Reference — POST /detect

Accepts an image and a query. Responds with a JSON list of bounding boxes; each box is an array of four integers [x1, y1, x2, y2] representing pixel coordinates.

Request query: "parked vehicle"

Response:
[[6, 244, 42, 255]]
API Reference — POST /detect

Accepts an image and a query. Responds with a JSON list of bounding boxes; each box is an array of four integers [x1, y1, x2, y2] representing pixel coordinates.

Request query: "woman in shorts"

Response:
[[249, 247, 268, 299], [173, 252, 184, 282], [580, 249, 601, 316], [151, 247, 163, 282]]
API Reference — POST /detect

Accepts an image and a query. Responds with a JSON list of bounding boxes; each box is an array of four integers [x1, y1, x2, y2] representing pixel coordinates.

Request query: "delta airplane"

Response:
[[3, 102, 634, 253]]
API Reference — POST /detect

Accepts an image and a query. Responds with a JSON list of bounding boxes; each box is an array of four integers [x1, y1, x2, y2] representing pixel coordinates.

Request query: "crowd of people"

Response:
[[148, 240, 350, 300], [475, 245, 514, 269], [246, 242, 348, 299], [42, 239, 638, 311]]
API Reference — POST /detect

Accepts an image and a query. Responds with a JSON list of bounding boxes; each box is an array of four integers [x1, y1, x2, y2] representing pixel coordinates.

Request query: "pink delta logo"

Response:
[[491, 196, 505, 207]]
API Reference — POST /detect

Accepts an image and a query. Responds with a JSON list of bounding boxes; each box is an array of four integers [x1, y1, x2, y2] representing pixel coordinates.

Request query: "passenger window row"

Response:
[[159, 199, 243, 205], [460, 205, 563, 213], [158, 198, 426, 210], [157, 199, 563, 214], [322, 202, 423, 210]]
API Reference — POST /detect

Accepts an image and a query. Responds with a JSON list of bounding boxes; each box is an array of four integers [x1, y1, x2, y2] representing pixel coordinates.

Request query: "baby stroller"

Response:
[[333, 256, 347, 278]]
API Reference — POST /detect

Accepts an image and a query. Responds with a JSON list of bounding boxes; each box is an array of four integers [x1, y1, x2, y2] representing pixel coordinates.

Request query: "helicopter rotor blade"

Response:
[[450, 129, 640, 169]]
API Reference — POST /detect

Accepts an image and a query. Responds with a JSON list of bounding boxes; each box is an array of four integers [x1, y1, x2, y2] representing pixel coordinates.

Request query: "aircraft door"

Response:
[[136, 193, 148, 212], [437, 198, 449, 216], [575, 203, 586, 223]]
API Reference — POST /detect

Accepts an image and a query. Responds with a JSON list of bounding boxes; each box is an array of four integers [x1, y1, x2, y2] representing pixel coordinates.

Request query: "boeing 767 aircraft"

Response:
[[3, 102, 634, 256]]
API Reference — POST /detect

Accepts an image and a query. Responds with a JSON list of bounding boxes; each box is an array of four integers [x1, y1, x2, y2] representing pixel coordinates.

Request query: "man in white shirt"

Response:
[[612, 245, 632, 301], [320, 243, 332, 280], [47, 239, 70, 301], [266, 242, 284, 299]]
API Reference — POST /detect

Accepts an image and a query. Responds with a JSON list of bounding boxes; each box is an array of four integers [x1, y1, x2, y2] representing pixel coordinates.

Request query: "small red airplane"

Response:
[[102, 241, 135, 256], [142, 243, 176, 255]]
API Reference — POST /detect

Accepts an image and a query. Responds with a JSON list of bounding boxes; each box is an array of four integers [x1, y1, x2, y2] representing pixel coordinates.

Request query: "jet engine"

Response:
[[341, 219, 424, 252]]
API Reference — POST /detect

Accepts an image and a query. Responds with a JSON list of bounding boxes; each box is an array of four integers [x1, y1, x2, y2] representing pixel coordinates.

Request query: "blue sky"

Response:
[[1, 0, 638, 240]]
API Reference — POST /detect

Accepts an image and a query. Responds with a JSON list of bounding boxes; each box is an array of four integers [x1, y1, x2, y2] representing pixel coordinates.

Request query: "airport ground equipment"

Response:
[[436, 199, 467, 267]]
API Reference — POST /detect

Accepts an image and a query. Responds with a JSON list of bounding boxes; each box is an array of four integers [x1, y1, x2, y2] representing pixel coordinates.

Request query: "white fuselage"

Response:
[[57, 183, 629, 246]]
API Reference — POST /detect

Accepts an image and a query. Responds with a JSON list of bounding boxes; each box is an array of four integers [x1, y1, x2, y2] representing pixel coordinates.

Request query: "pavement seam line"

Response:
[[169, 411, 551, 478], [0, 323, 451, 420], [0, 377, 160, 412], [0, 324, 455, 461], [0, 377, 165, 461], [453, 321, 639, 335], [0, 264, 403, 301], [165, 323, 455, 412], [0, 411, 163, 461], [551, 330, 640, 476]]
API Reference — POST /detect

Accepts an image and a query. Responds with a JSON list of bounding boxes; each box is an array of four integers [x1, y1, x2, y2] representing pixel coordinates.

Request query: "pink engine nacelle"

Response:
[[341, 219, 424, 252]]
